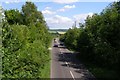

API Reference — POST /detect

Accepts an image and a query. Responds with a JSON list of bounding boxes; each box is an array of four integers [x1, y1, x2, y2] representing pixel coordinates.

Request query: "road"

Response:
[[50, 39, 95, 80]]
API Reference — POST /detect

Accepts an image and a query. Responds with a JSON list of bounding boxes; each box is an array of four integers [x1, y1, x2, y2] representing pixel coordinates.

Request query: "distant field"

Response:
[[48, 29, 68, 34]]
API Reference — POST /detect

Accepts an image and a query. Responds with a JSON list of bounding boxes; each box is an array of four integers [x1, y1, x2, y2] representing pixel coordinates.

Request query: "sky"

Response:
[[0, 0, 118, 29]]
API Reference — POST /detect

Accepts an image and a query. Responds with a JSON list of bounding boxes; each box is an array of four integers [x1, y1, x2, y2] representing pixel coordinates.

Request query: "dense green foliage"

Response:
[[63, 28, 80, 50], [60, 1, 120, 72], [4, 9, 23, 25], [2, 2, 51, 78]]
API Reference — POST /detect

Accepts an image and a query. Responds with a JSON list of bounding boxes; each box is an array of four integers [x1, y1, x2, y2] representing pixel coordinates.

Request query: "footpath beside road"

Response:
[[50, 40, 95, 80]]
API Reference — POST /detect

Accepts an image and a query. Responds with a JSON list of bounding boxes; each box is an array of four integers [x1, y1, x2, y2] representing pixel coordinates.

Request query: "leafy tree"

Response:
[[2, 2, 52, 78], [62, 1, 120, 69], [22, 2, 46, 26], [64, 28, 80, 50], [4, 9, 23, 25]]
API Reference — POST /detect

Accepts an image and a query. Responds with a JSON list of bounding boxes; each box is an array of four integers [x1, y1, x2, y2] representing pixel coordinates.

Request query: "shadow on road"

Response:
[[58, 52, 96, 80]]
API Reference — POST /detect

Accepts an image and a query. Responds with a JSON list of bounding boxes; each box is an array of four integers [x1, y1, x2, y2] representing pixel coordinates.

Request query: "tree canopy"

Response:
[[60, 1, 120, 70], [2, 2, 51, 78]]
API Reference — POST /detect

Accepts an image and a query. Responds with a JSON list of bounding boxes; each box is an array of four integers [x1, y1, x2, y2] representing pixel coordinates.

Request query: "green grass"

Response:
[[40, 61, 50, 78], [40, 35, 52, 78], [40, 49, 51, 78]]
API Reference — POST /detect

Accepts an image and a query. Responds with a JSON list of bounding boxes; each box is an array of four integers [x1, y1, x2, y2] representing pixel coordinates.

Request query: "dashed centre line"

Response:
[[65, 62, 68, 65], [70, 71, 75, 80], [59, 48, 75, 80]]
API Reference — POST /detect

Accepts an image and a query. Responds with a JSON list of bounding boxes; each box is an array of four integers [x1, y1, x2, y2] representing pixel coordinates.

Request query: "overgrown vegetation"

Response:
[[2, 2, 51, 78], [60, 1, 120, 79]]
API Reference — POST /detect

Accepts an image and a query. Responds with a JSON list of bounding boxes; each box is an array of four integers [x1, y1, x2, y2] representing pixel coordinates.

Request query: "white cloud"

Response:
[[64, 5, 75, 9], [73, 13, 93, 23], [53, 0, 79, 4], [5, 1, 10, 4], [1, 0, 118, 3], [55, 0, 117, 2], [42, 10, 56, 15], [57, 5, 76, 12], [14, 0, 19, 3], [45, 15, 74, 29], [4, 0, 20, 4], [45, 7, 51, 10], [45, 13, 94, 29], [46, 15, 73, 24], [58, 9, 65, 12], [42, 7, 54, 15]]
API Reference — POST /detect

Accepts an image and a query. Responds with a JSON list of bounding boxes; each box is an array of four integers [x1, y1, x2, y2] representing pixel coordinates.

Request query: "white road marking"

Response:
[[65, 62, 69, 67], [60, 48, 75, 80], [65, 62, 68, 65], [70, 71, 75, 80]]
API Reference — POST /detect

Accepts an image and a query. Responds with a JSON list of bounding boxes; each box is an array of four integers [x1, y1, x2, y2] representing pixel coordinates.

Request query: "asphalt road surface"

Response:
[[50, 39, 95, 80]]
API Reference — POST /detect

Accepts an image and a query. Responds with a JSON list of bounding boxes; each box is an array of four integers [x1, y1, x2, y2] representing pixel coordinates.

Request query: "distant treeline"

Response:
[[60, 1, 120, 73], [2, 2, 51, 78], [49, 29, 68, 32]]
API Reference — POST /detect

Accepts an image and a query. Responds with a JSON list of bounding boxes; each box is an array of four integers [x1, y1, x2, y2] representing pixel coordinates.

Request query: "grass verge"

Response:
[[40, 38, 52, 78], [40, 60, 50, 78]]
